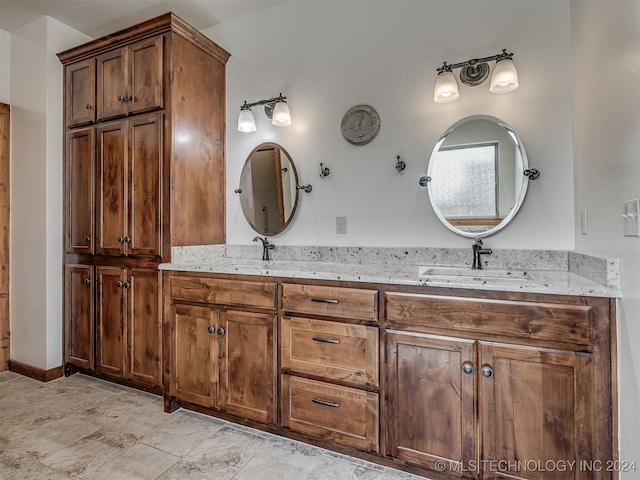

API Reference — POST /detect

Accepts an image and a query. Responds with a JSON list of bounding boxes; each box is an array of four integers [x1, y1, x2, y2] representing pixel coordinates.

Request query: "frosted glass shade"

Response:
[[271, 101, 292, 127], [433, 71, 460, 103], [489, 59, 519, 93], [237, 109, 256, 132]]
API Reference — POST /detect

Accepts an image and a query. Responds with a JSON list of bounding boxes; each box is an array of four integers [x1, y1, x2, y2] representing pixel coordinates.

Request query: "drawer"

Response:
[[385, 292, 592, 345], [282, 283, 378, 321], [171, 275, 276, 310], [281, 317, 379, 387], [281, 375, 379, 453]]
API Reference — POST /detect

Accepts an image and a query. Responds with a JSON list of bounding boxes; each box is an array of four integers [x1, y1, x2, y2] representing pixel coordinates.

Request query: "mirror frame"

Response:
[[427, 115, 530, 238], [239, 142, 300, 236]]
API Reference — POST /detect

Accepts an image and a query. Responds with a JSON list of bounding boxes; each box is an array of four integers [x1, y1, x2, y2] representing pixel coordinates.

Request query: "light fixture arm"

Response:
[[437, 49, 514, 74], [241, 93, 287, 110]]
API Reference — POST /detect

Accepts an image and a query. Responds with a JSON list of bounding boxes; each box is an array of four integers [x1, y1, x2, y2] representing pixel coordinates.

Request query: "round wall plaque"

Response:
[[341, 104, 380, 146]]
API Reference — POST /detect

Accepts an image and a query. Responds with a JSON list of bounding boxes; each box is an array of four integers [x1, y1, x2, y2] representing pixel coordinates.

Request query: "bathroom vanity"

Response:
[[161, 250, 618, 480]]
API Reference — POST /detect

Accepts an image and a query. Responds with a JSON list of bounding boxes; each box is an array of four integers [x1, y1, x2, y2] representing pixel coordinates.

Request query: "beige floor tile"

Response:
[[40, 438, 122, 478], [5, 462, 71, 480], [78, 443, 178, 480], [305, 456, 385, 480], [232, 438, 321, 480]]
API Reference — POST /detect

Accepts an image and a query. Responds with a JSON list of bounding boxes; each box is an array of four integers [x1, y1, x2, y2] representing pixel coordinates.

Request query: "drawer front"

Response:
[[281, 375, 379, 453], [171, 275, 276, 310], [282, 283, 378, 321], [386, 292, 592, 345], [281, 317, 379, 387]]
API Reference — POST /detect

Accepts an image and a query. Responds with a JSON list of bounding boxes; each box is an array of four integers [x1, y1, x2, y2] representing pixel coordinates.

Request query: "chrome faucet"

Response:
[[253, 236, 275, 261], [472, 238, 492, 270]]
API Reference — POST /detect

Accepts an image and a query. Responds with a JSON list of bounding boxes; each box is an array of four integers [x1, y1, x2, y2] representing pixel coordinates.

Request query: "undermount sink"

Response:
[[418, 266, 534, 282]]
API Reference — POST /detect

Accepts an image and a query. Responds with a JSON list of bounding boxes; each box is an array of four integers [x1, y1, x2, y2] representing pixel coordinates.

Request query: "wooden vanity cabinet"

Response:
[[64, 264, 95, 370], [96, 266, 161, 387], [168, 274, 277, 425], [384, 291, 611, 480]]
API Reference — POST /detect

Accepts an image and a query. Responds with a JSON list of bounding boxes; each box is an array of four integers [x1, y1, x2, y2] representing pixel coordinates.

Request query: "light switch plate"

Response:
[[580, 209, 588, 235], [336, 216, 347, 234], [623, 199, 640, 236]]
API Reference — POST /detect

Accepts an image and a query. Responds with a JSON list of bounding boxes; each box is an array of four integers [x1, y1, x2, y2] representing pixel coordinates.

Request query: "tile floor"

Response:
[[0, 371, 428, 480]]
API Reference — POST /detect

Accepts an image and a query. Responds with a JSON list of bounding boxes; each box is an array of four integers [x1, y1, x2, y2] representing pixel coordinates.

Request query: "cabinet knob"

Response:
[[83, 278, 91, 286], [123, 282, 130, 289], [85, 104, 92, 110], [207, 326, 215, 334], [84, 235, 91, 243], [216, 327, 225, 336], [462, 362, 474, 375], [124, 236, 131, 244], [116, 281, 124, 288], [118, 95, 123, 102], [117, 236, 124, 243], [481, 366, 494, 378]]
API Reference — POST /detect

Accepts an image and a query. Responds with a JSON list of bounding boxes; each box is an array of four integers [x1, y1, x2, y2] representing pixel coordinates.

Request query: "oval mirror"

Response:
[[427, 115, 529, 238], [239, 143, 299, 236]]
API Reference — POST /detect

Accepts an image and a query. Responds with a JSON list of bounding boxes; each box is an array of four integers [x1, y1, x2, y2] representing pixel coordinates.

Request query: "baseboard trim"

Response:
[[8, 360, 64, 382]]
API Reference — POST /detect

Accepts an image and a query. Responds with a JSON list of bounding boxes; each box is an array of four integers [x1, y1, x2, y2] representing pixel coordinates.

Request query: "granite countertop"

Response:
[[160, 245, 621, 298]]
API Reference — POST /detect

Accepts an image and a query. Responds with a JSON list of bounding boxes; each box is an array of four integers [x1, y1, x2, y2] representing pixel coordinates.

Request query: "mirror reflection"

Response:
[[239, 143, 299, 236], [427, 115, 529, 238]]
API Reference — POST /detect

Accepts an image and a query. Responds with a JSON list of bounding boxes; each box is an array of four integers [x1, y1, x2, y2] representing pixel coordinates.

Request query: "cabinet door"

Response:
[[127, 269, 161, 387], [65, 59, 96, 127], [128, 114, 162, 256], [97, 47, 128, 121], [96, 121, 127, 255], [219, 310, 276, 424], [129, 37, 163, 115], [171, 304, 217, 407], [96, 266, 127, 378], [64, 265, 94, 370], [480, 343, 592, 480], [386, 331, 477, 477], [65, 128, 95, 254]]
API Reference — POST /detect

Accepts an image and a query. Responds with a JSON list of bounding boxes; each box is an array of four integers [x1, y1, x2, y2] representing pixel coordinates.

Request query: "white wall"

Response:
[[9, 17, 90, 370], [204, 0, 575, 249], [0, 29, 10, 104], [570, 1, 640, 476]]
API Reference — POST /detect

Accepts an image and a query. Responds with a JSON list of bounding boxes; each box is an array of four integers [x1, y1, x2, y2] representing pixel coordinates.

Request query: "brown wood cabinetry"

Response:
[[96, 266, 161, 386], [59, 13, 230, 392], [97, 36, 163, 121], [64, 264, 95, 371], [65, 59, 96, 127], [168, 274, 277, 424]]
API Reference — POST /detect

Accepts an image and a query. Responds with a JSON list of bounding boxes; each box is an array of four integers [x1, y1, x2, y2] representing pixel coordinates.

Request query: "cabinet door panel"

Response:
[[127, 269, 160, 386], [128, 114, 162, 256], [97, 47, 127, 121], [386, 331, 476, 477], [129, 37, 163, 115], [65, 59, 95, 127], [480, 343, 592, 480], [64, 265, 94, 370], [66, 128, 95, 254], [96, 266, 127, 378], [219, 310, 276, 424], [172, 304, 216, 407], [96, 121, 127, 255]]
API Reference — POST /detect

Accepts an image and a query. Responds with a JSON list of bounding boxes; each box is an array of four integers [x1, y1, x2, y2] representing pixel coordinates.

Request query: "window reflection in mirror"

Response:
[[239, 143, 299, 236], [427, 115, 528, 238]]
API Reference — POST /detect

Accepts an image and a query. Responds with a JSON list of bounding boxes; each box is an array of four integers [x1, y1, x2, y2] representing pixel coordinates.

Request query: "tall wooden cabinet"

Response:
[[58, 13, 230, 391]]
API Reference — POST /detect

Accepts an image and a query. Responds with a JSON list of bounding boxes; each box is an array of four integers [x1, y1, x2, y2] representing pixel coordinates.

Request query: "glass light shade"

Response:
[[237, 109, 256, 132], [489, 59, 519, 93], [271, 101, 292, 127], [433, 71, 460, 103]]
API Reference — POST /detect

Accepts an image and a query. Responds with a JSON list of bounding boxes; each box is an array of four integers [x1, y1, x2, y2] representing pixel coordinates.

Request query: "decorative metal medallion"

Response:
[[341, 104, 381, 146]]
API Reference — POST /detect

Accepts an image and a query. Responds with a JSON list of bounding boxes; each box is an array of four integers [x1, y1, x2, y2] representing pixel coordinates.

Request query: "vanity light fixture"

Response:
[[433, 49, 518, 103], [237, 93, 291, 132]]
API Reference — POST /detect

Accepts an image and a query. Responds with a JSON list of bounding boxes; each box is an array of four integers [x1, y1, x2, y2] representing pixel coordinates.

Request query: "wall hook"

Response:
[[296, 184, 313, 193], [523, 168, 540, 180], [234, 188, 242, 193], [395, 155, 406, 173], [319, 163, 330, 179], [418, 175, 431, 187]]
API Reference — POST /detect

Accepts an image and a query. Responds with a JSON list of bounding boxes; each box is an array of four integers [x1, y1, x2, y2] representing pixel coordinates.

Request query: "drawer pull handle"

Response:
[[312, 337, 340, 345], [311, 298, 339, 304], [312, 398, 340, 408]]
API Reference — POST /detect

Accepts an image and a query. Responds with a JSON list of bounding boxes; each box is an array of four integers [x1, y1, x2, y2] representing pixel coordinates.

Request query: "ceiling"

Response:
[[0, 0, 285, 38]]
